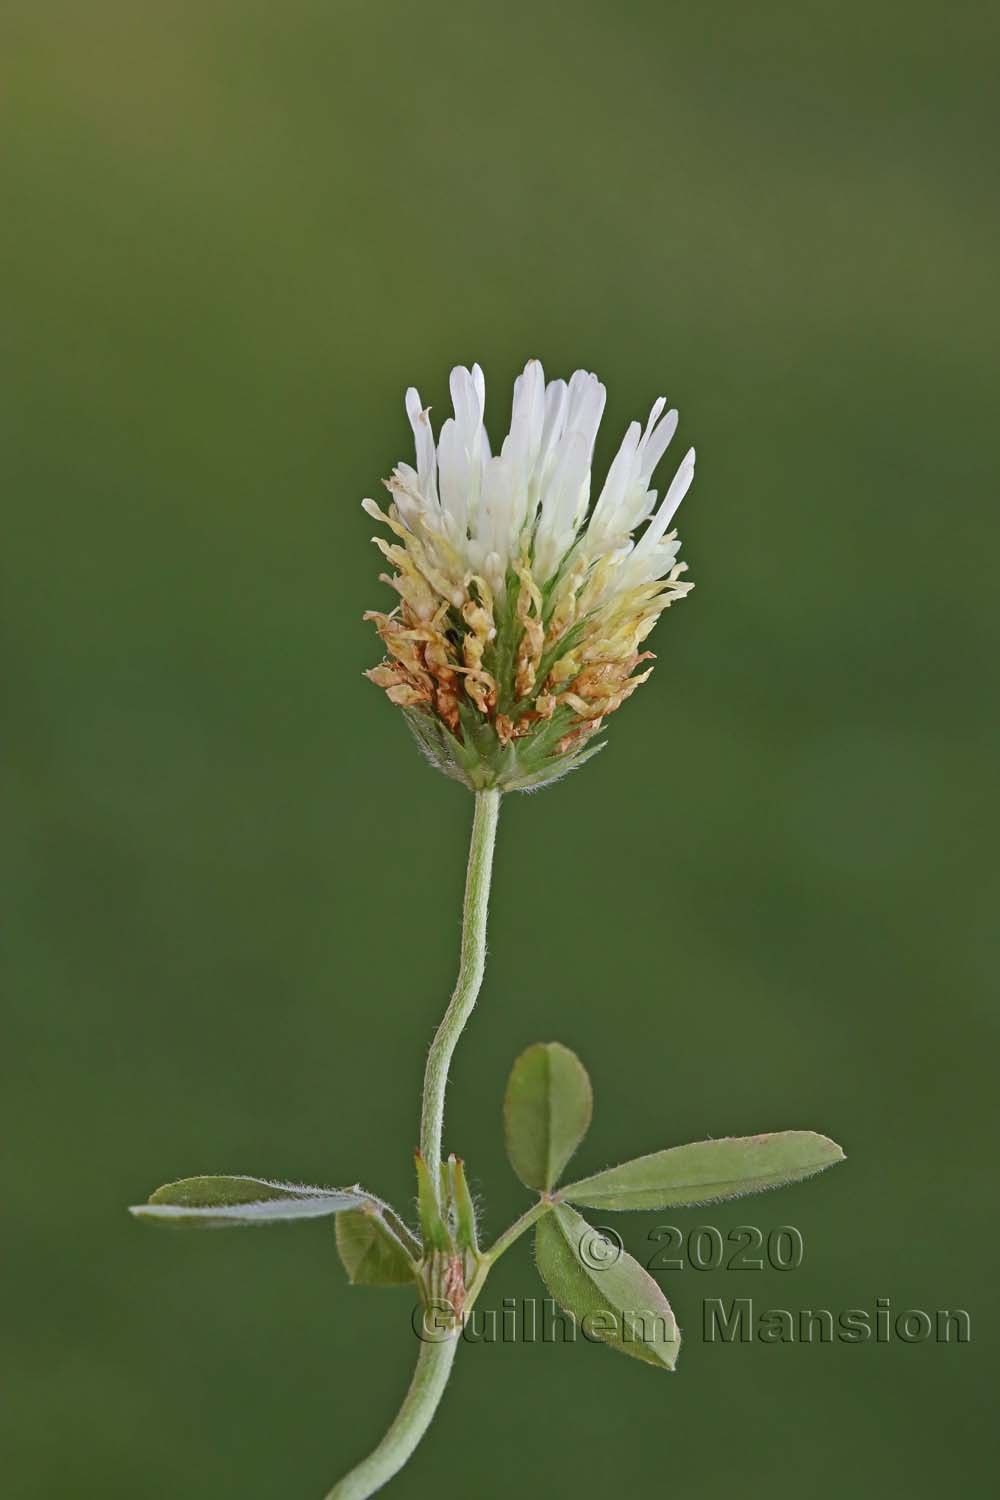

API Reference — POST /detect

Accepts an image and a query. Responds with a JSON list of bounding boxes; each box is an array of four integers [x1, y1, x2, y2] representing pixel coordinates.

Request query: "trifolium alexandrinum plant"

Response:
[[131, 360, 845, 1497]]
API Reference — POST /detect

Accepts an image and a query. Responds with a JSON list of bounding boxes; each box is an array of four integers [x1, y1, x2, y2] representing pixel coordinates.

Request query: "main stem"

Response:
[[420, 786, 501, 1195], [325, 788, 500, 1499], [324, 1335, 458, 1499]]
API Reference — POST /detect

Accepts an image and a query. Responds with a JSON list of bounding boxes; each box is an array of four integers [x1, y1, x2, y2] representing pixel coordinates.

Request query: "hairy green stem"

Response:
[[485, 1196, 553, 1264], [419, 786, 501, 1199], [326, 790, 500, 1498], [324, 1335, 458, 1499]]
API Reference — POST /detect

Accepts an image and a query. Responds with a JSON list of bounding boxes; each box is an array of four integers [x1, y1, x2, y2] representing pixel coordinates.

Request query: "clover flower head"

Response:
[[364, 359, 695, 790]]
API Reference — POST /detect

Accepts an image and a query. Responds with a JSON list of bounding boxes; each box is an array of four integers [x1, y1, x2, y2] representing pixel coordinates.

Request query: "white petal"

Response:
[[564, 370, 607, 460], [436, 418, 468, 536], [438, 366, 488, 539], [404, 388, 439, 507], [534, 431, 590, 580], [638, 405, 678, 486], [634, 448, 696, 555], [449, 365, 483, 438], [502, 359, 546, 537], [587, 421, 641, 540]]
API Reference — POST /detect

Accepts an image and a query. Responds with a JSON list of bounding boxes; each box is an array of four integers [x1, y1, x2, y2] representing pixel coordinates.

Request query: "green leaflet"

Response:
[[504, 1042, 593, 1190], [561, 1131, 846, 1211], [130, 1175, 373, 1228], [335, 1209, 418, 1286], [534, 1203, 679, 1370]]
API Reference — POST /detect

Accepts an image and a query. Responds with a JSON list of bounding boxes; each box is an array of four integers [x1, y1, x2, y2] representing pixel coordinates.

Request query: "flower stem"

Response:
[[419, 786, 501, 1201], [325, 789, 500, 1498], [324, 1334, 458, 1499]]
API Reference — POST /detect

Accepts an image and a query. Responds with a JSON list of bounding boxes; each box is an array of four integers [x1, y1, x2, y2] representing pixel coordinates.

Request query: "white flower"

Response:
[[364, 359, 695, 791]]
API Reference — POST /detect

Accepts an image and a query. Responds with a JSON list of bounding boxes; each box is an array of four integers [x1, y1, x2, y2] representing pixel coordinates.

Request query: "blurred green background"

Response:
[[4, 1, 997, 1495]]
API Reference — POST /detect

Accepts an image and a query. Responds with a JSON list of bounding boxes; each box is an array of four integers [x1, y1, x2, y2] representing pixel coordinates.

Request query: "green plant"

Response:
[[131, 360, 844, 1496]]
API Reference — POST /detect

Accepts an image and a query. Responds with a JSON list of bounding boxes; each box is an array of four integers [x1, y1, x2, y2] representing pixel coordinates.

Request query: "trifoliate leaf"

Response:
[[504, 1042, 593, 1190], [534, 1204, 679, 1370], [560, 1131, 845, 1211]]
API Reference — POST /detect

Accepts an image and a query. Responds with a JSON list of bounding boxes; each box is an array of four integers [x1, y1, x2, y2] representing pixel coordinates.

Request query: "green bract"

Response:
[[403, 704, 606, 793]]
